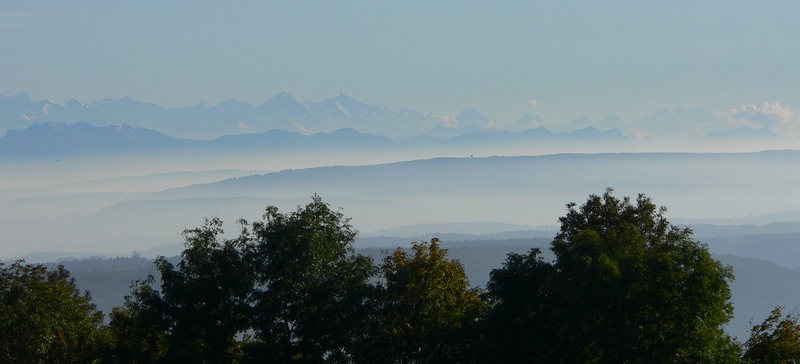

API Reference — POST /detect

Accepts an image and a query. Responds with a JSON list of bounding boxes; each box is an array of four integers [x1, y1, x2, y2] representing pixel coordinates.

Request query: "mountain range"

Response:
[[0, 92, 783, 144], [0, 121, 635, 159], [0, 92, 444, 140]]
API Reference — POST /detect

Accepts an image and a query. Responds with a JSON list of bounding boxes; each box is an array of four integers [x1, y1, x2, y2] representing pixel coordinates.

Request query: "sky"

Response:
[[1, 1, 799, 127]]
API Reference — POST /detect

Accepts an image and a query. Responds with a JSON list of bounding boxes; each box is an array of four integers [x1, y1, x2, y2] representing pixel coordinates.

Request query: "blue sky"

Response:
[[2, 1, 799, 127]]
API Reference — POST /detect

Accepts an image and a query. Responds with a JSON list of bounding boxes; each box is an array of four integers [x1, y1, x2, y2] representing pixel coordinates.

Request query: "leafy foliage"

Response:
[[485, 188, 740, 363], [483, 247, 558, 362], [109, 217, 258, 363], [363, 239, 488, 363], [743, 306, 800, 363], [109, 195, 375, 363], [107, 276, 171, 363], [0, 261, 107, 363], [7, 192, 772, 362], [246, 195, 376, 362]]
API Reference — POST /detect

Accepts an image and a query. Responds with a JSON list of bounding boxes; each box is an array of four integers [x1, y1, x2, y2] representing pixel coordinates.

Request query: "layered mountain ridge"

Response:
[[0, 92, 780, 143]]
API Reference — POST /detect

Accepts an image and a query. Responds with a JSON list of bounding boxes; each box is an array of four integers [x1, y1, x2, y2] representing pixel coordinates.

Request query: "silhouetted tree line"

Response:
[[3, 191, 800, 363]]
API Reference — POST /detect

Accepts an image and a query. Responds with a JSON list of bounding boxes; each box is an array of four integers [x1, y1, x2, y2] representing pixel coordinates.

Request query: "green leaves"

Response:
[[68, 191, 757, 362], [110, 195, 375, 363], [486, 189, 739, 363], [0, 261, 107, 363], [249, 195, 372, 362], [744, 306, 800, 363], [369, 239, 488, 363]]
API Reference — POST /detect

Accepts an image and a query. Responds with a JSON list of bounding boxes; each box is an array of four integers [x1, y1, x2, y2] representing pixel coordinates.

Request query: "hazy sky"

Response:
[[2, 1, 799, 126]]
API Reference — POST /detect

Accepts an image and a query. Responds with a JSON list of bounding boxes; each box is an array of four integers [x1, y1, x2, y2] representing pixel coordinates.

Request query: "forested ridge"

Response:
[[3, 190, 799, 363]]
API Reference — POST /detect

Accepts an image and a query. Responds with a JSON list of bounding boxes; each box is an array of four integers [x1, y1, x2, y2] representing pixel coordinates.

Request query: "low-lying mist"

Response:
[[3, 147, 800, 260]]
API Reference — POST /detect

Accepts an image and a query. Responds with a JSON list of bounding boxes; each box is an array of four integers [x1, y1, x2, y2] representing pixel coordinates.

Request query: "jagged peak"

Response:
[[66, 99, 88, 108], [457, 108, 483, 118], [262, 92, 301, 108], [12, 92, 31, 102], [334, 92, 352, 99]]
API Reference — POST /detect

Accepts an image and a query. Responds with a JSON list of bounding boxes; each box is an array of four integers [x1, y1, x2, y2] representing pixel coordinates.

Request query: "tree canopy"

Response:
[[743, 306, 800, 363], [485, 188, 740, 363], [7, 191, 784, 362], [365, 239, 488, 363], [108, 195, 376, 363], [0, 261, 107, 363], [246, 195, 375, 362]]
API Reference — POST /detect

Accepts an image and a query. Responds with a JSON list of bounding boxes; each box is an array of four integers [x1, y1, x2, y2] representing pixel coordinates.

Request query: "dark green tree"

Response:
[[483, 248, 558, 362], [107, 277, 171, 363], [485, 189, 740, 363], [0, 261, 108, 363], [109, 217, 258, 363], [113, 195, 375, 363], [362, 239, 488, 363], [743, 306, 800, 363], [246, 195, 376, 362]]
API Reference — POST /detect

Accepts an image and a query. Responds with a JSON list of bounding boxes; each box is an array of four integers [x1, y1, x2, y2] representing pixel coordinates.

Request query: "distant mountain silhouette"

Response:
[[1, 92, 791, 145], [208, 127, 397, 151], [702, 126, 779, 140], [631, 108, 717, 137], [0, 92, 446, 140], [0, 118, 640, 159], [456, 108, 496, 129], [0, 122, 397, 158], [505, 114, 544, 132], [0, 122, 192, 157], [445, 126, 627, 146]]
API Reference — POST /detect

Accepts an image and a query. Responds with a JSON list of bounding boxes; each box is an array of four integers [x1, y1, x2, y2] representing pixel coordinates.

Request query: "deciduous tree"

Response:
[[743, 306, 800, 363], [363, 239, 488, 363], [0, 261, 107, 363], [109, 217, 258, 363], [247, 195, 375, 362], [112, 195, 375, 363], [485, 189, 740, 363]]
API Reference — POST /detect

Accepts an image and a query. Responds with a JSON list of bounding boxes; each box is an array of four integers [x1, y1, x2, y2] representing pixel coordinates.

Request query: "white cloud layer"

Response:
[[431, 114, 456, 128], [722, 102, 799, 137]]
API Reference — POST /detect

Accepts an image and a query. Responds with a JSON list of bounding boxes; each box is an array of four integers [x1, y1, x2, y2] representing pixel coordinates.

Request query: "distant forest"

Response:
[[3, 191, 800, 363]]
